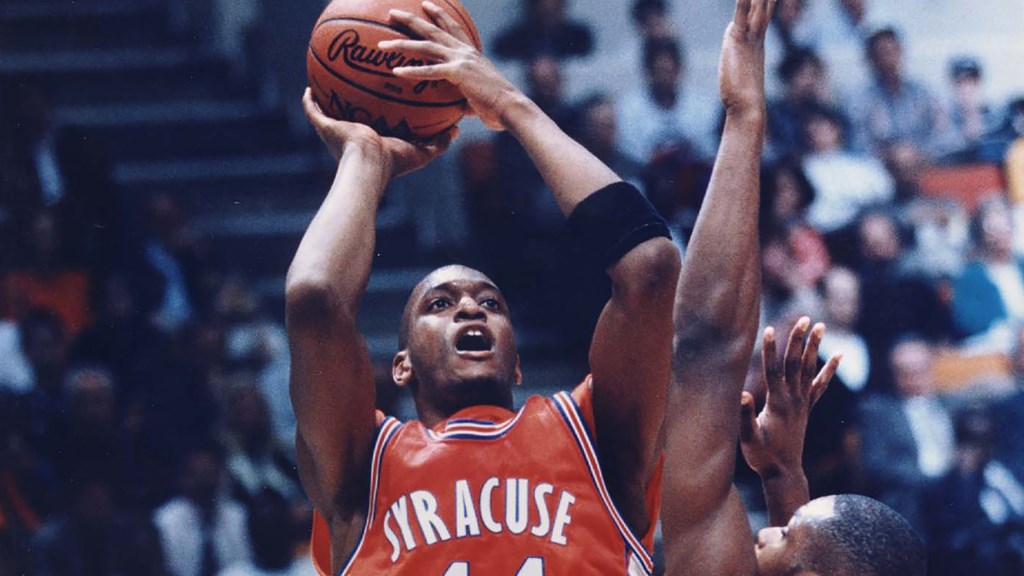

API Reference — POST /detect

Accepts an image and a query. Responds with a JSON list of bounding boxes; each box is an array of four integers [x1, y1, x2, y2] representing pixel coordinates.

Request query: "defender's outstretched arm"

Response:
[[661, 0, 773, 574]]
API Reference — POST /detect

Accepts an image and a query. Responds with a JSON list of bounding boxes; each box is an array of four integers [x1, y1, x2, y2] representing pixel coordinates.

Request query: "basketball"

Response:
[[306, 0, 482, 140]]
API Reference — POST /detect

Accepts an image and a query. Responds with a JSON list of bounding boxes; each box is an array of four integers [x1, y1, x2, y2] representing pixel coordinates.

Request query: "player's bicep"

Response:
[[288, 308, 377, 516], [662, 487, 758, 576], [589, 238, 679, 463]]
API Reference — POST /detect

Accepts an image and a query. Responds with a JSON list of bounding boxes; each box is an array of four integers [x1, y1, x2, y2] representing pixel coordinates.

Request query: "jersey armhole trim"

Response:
[[337, 416, 402, 576], [552, 392, 654, 575]]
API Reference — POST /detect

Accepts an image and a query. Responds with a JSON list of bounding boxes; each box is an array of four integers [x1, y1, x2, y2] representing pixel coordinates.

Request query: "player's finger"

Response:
[[783, 317, 810, 394], [302, 88, 329, 128], [810, 353, 841, 407], [422, 1, 471, 44], [389, 9, 458, 47], [761, 326, 781, 391], [378, 39, 449, 60], [732, 0, 752, 31], [392, 62, 458, 81], [748, 0, 765, 33], [739, 391, 758, 444], [800, 323, 825, 395]]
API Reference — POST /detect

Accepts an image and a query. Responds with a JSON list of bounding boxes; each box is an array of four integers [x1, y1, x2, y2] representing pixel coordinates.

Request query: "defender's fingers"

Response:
[[422, 1, 469, 43], [800, 323, 826, 394], [389, 9, 459, 47], [378, 38, 449, 60], [749, 0, 775, 34], [740, 391, 759, 443], [810, 353, 841, 407], [762, 326, 782, 390], [783, 317, 811, 392], [732, 0, 753, 30]]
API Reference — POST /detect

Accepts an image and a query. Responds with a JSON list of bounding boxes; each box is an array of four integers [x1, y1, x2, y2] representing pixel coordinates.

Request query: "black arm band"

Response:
[[567, 181, 671, 270]]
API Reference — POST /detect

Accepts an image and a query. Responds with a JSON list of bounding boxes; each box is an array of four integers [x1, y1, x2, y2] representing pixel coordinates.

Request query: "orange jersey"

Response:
[[311, 378, 661, 575]]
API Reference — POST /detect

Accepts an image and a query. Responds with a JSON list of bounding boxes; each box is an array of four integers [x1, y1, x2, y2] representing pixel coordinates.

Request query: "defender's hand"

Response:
[[303, 88, 457, 178], [382, 1, 523, 131], [739, 318, 841, 479], [719, 0, 774, 117]]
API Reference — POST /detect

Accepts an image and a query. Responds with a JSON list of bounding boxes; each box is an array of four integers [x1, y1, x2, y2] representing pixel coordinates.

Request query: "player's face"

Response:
[[404, 267, 520, 407], [755, 498, 833, 576]]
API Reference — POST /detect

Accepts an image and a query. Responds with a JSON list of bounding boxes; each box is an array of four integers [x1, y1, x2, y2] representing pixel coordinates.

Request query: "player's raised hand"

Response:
[[382, 1, 522, 131], [739, 317, 841, 480], [719, 0, 774, 118], [302, 88, 457, 178]]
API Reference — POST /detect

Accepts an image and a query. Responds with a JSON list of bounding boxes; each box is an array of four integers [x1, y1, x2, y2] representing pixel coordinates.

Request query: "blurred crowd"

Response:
[[2, 0, 1024, 574]]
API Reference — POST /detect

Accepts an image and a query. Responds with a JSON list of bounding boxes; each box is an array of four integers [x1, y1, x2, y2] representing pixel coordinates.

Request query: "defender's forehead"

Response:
[[792, 496, 838, 525]]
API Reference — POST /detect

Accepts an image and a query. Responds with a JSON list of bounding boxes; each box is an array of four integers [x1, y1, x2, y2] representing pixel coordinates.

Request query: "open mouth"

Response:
[[455, 327, 494, 354]]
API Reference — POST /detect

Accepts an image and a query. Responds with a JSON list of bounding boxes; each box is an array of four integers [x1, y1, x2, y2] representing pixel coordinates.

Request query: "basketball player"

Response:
[[661, 0, 925, 574], [288, 2, 680, 574]]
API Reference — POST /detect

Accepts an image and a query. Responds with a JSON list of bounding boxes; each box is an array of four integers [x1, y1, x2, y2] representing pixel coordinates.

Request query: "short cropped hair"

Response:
[[805, 495, 926, 576]]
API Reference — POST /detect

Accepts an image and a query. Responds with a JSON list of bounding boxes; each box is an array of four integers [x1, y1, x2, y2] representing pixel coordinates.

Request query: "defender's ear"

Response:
[[393, 350, 414, 387]]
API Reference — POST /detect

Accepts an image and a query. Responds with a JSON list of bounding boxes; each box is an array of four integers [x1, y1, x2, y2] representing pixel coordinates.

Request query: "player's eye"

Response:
[[480, 298, 500, 310], [427, 298, 451, 311]]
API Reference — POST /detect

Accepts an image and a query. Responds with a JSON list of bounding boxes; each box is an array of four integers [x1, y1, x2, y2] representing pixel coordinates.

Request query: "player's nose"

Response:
[[756, 527, 783, 549], [454, 296, 485, 320]]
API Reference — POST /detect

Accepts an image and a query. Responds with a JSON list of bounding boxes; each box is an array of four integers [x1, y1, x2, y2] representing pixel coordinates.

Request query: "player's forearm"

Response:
[[674, 111, 764, 351], [501, 93, 620, 216], [286, 145, 388, 320], [761, 467, 810, 527]]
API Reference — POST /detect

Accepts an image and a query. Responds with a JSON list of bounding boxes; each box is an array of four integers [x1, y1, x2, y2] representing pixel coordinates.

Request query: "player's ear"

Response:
[[393, 350, 414, 387], [514, 355, 522, 385]]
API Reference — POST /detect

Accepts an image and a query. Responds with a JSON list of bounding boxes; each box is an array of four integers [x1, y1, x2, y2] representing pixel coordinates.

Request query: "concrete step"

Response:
[[0, 2, 173, 52], [1, 51, 241, 106], [68, 106, 295, 162]]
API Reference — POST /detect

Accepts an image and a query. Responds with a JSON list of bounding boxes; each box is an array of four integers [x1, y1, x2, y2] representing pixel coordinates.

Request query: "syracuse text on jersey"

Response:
[[381, 478, 577, 563]]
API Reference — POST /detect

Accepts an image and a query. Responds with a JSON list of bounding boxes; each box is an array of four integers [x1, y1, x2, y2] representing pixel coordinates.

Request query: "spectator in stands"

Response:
[[765, 48, 844, 160], [923, 408, 1024, 576], [0, 392, 41, 574], [16, 310, 71, 472], [952, 198, 1024, 344], [137, 194, 210, 334], [851, 27, 953, 158], [946, 56, 997, 153], [992, 325, 1024, 476], [212, 277, 293, 449], [218, 489, 314, 576], [572, 94, 644, 190], [2, 210, 92, 338], [859, 337, 955, 532], [978, 97, 1024, 165], [759, 159, 830, 324], [800, 104, 894, 242], [493, 0, 593, 61], [819, 267, 871, 393], [32, 474, 159, 576], [154, 444, 252, 576], [222, 383, 302, 507], [856, 210, 951, 391], [631, 0, 674, 39], [72, 272, 168, 410], [616, 36, 717, 163], [0, 320, 31, 394], [1005, 99, 1024, 202]]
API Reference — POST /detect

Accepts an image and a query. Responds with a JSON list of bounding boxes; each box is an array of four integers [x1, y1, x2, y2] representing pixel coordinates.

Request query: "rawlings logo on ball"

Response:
[[327, 30, 428, 76]]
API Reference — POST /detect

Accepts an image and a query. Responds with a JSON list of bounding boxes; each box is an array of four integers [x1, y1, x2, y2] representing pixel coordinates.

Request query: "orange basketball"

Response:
[[307, 0, 481, 140]]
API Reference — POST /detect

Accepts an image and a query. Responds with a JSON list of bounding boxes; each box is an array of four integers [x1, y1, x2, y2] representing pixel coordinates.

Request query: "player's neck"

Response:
[[414, 387, 515, 428]]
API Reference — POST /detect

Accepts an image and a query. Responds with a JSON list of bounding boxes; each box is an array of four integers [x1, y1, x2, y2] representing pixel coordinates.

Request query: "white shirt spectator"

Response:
[[615, 88, 718, 163], [903, 395, 955, 479], [819, 329, 870, 392], [154, 497, 252, 576], [803, 150, 894, 232], [0, 321, 32, 393]]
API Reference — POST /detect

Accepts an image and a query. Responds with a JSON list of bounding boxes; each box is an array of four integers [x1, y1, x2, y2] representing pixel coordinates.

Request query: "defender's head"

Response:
[[755, 495, 925, 576], [394, 265, 521, 422]]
